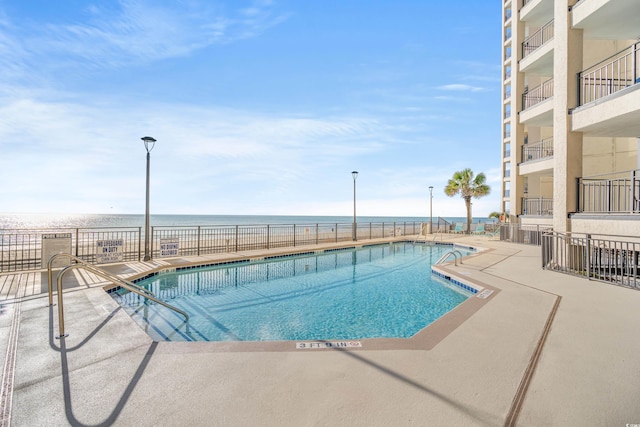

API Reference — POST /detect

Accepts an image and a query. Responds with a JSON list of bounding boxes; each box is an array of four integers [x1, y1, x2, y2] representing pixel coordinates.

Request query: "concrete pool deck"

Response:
[[1, 236, 639, 426]]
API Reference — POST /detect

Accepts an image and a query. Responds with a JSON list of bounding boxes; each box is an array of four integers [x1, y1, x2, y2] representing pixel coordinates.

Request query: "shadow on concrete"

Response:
[[48, 305, 157, 426], [332, 344, 502, 426]]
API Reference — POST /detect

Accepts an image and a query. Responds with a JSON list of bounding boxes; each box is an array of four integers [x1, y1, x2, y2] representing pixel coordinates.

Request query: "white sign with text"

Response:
[[95, 239, 124, 264]]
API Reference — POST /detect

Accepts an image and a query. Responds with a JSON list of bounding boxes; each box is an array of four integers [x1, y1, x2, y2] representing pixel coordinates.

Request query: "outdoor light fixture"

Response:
[[141, 136, 156, 261], [352, 171, 358, 241]]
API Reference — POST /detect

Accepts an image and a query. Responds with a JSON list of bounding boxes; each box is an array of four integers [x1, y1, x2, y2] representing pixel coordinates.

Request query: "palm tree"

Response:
[[445, 168, 491, 233]]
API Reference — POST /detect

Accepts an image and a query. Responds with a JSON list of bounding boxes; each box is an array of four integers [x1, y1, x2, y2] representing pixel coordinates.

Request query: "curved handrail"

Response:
[[48, 254, 188, 338], [435, 250, 464, 266], [47, 253, 153, 306]]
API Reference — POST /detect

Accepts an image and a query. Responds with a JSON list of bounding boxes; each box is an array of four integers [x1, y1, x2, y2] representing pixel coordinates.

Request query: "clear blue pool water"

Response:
[[112, 242, 473, 342]]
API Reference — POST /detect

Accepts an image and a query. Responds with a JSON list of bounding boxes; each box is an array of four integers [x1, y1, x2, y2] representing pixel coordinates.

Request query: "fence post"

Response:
[[293, 224, 296, 247], [631, 170, 636, 214], [335, 223, 338, 243], [75, 228, 79, 258], [267, 225, 270, 249], [316, 224, 319, 245], [586, 234, 591, 279], [138, 227, 142, 261], [369, 222, 372, 240], [393, 222, 396, 237], [197, 226, 201, 256], [235, 225, 239, 252], [576, 177, 581, 212]]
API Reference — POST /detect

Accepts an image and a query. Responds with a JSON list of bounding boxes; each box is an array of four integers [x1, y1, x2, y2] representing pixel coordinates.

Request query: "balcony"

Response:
[[521, 197, 553, 216], [578, 42, 639, 106], [521, 0, 553, 26], [573, 42, 640, 137], [519, 79, 554, 126], [521, 20, 554, 59], [523, 79, 553, 109], [577, 170, 640, 214], [572, 0, 640, 40], [521, 137, 553, 163]]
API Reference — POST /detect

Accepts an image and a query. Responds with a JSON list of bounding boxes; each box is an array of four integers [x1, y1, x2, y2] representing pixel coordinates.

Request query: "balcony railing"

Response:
[[522, 20, 554, 59], [521, 137, 553, 163], [578, 42, 639, 106], [521, 197, 553, 216], [522, 79, 553, 110], [577, 170, 640, 214]]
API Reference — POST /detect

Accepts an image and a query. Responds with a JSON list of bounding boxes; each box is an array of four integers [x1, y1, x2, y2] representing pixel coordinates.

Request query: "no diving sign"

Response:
[[160, 238, 180, 257]]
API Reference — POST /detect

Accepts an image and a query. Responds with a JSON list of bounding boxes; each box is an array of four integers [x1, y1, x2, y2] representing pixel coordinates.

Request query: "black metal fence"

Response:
[[577, 169, 640, 214], [542, 231, 640, 290], [578, 41, 639, 106], [0, 227, 142, 272], [500, 223, 552, 246], [1, 221, 427, 273]]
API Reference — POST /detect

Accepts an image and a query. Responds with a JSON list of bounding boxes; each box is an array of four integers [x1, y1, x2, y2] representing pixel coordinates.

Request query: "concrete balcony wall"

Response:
[[520, 157, 554, 175], [572, 86, 640, 137], [520, 97, 554, 126], [570, 216, 640, 236], [572, 0, 640, 40]]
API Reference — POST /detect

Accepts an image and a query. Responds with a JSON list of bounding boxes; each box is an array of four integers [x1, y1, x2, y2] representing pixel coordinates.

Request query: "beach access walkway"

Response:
[[0, 235, 639, 426]]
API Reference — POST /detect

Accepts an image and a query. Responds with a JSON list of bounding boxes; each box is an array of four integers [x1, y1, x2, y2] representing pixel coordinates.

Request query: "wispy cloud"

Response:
[[0, 0, 290, 76], [437, 84, 485, 93]]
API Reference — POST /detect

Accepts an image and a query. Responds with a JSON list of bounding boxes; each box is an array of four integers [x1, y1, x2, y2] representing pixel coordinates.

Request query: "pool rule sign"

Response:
[[41, 233, 72, 268], [96, 239, 124, 264]]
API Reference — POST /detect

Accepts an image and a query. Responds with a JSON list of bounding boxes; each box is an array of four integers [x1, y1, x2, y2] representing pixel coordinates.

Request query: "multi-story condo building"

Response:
[[501, 0, 640, 235]]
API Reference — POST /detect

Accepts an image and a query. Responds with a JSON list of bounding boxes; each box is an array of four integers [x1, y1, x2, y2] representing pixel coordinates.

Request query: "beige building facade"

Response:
[[501, 0, 640, 235]]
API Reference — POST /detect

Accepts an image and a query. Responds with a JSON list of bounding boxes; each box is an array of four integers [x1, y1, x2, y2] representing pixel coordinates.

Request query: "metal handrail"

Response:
[[47, 253, 153, 306], [47, 254, 188, 338], [578, 42, 639, 105], [522, 79, 554, 110], [521, 137, 554, 163], [522, 20, 554, 59], [436, 250, 463, 266]]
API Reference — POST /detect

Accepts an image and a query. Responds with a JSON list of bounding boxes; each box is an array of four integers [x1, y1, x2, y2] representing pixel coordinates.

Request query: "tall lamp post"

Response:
[[141, 136, 156, 261], [428, 186, 434, 234], [352, 171, 358, 241]]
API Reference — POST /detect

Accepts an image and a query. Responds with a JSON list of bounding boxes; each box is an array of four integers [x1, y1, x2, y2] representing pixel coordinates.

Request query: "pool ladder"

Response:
[[435, 250, 464, 266], [47, 253, 189, 338]]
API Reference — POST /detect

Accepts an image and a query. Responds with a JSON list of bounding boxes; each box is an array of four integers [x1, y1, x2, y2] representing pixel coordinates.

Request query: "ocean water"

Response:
[[0, 213, 490, 230]]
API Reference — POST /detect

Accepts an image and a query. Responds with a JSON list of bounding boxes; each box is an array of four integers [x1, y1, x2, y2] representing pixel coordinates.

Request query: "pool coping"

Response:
[[106, 241, 500, 352]]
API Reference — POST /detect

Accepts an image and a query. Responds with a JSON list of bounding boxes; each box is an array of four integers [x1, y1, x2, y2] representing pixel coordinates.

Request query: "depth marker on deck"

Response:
[[476, 289, 494, 299], [296, 341, 362, 350]]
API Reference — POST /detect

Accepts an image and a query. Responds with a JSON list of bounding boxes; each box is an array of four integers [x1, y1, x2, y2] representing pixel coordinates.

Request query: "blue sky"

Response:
[[0, 0, 501, 218]]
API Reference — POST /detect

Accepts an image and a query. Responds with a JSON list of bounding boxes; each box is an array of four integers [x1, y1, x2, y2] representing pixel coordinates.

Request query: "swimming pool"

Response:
[[112, 242, 475, 342]]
